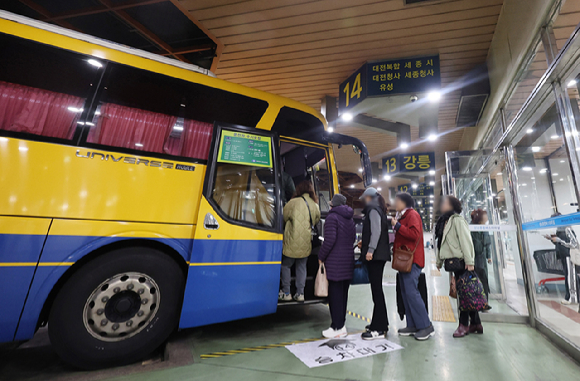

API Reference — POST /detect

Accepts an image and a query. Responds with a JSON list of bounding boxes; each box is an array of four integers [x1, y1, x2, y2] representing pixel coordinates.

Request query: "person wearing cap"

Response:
[[358, 187, 391, 340], [318, 193, 356, 338]]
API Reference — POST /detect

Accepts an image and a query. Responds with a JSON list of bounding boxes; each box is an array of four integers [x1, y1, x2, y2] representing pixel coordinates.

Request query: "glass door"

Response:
[[444, 149, 529, 320]]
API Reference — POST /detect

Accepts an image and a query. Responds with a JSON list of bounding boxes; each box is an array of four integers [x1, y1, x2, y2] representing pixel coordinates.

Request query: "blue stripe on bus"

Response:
[[0, 234, 47, 342], [3, 234, 283, 342], [179, 239, 283, 329], [10, 234, 193, 342]]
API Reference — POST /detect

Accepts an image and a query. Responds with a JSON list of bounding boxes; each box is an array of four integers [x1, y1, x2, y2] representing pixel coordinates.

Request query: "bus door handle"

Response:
[[203, 213, 220, 230]]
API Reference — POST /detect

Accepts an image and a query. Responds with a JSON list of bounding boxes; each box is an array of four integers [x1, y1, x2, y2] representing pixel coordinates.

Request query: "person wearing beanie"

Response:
[[319, 193, 356, 338]]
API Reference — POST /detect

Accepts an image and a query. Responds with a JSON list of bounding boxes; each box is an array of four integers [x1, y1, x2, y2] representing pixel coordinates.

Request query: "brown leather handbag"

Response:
[[391, 239, 420, 273]]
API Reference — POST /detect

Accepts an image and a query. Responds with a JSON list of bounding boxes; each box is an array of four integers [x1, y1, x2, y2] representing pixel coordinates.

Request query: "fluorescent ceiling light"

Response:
[[327, 127, 334, 132], [341, 113, 353, 121], [568, 79, 577, 87], [427, 134, 437, 141], [427, 90, 442, 102], [87, 59, 103, 68], [135, 143, 143, 147], [532, 147, 541, 152], [384, 175, 391, 181], [400, 142, 409, 149]]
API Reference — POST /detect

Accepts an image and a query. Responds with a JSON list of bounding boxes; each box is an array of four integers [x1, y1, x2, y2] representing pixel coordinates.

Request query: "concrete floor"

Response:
[[1, 248, 580, 381]]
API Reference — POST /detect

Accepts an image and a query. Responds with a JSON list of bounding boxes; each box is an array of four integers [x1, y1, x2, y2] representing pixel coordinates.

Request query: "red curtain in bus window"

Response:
[[0, 81, 83, 139], [164, 119, 212, 160], [89, 103, 176, 153]]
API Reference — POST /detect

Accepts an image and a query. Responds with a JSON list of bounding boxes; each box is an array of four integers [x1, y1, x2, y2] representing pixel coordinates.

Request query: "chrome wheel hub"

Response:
[[83, 272, 160, 342]]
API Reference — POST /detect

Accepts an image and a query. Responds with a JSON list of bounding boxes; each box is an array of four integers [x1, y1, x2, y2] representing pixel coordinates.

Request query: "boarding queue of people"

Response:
[[279, 184, 489, 342]]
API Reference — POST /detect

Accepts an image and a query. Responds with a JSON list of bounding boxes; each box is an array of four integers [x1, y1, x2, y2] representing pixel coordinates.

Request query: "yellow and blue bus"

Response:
[[0, 11, 371, 368]]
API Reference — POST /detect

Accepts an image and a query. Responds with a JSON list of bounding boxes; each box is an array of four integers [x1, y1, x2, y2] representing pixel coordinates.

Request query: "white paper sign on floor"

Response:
[[285, 333, 403, 368]]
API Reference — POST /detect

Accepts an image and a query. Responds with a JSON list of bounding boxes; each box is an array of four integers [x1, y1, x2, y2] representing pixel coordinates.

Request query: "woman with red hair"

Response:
[[470, 209, 492, 307]]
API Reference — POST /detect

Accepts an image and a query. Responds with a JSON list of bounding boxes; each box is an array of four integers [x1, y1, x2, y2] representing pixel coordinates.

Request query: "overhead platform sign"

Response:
[[382, 152, 435, 176], [339, 55, 441, 111], [398, 183, 434, 197]]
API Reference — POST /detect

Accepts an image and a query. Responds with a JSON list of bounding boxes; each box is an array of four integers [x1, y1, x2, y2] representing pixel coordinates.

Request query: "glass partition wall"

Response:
[[445, 150, 529, 320], [445, 19, 580, 358]]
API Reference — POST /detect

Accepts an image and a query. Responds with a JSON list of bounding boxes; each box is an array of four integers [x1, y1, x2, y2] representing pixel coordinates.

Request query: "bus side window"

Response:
[[85, 63, 268, 161], [212, 162, 276, 228], [0, 34, 98, 142]]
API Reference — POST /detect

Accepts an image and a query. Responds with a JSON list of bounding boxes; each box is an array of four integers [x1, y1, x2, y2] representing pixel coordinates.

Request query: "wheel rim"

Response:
[[83, 272, 160, 342]]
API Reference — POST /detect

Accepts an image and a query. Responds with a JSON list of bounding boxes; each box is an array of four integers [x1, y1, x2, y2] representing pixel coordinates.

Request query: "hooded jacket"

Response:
[[283, 193, 321, 258], [318, 204, 356, 281]]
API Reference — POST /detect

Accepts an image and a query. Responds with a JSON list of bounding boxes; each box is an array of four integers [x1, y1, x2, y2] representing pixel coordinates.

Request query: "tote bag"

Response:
[[456, 271, 488, 311], [314, 263, 328, 297]]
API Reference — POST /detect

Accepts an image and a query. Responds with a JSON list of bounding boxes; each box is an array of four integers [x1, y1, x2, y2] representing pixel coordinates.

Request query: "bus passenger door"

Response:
[[179, 123, 283, 329]]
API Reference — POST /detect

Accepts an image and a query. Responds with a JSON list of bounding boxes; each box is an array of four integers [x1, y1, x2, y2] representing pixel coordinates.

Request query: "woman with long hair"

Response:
[[358, 187, 391, 340], [280, 181, 320, 302], [470, 209, 492, 306], [435, 196, 481, 337]]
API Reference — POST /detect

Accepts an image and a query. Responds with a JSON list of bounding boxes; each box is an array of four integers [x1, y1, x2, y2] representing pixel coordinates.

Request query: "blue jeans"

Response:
[[399, 264, 431, 330]]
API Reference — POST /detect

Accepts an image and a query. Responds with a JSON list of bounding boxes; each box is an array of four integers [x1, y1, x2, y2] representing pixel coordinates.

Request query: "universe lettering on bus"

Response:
[[75, 150, 195, 171]]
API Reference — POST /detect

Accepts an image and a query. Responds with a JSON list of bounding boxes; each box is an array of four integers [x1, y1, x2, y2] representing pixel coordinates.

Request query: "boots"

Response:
[[469, 324, 484, 334], [453, 324, 469, 338]]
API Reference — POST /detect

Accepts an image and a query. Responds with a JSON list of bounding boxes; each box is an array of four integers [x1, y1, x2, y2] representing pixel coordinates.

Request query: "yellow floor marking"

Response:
[[432, 295, 456, 322], [430, 268, 441, 277]]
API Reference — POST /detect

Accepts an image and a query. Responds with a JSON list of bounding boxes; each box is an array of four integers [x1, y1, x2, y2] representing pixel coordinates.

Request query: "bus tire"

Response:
[[48, 246, 185, 369]]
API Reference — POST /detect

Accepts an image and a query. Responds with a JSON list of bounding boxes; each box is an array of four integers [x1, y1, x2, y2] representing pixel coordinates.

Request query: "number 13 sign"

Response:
[[339, 65, 367, 110]]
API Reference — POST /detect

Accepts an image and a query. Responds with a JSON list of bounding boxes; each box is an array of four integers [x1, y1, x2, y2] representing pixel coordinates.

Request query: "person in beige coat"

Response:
[[435, 196, 482, 338], [279, 180, 320, 302]]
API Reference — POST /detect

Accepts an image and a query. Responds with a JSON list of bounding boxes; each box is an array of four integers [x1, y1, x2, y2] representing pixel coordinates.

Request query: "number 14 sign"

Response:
[[339, 65, 367, 110]]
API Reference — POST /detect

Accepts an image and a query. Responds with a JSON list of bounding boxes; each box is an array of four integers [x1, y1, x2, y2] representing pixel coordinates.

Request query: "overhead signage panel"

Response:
[[367, 55, 440, 97], [339, 55, 441, 111], [397, 183, 434, 197], [382, 152, 435, 176]]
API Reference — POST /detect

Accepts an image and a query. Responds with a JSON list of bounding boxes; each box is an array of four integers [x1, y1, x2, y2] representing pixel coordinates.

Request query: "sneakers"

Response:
[[415, 324, 435, 341], [322, 326, 347, 338], [561, 298, 572, 305], [398, 327, 418, 336], [293, 293, 304, 302], [278, 291, 292, 302], [361, 330, 387, 340]]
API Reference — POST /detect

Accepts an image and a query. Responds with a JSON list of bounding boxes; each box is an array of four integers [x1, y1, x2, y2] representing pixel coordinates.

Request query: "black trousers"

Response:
[[328, 280, 350, 329], [367, 260, 389, 332], [455, 268, 481, 326]]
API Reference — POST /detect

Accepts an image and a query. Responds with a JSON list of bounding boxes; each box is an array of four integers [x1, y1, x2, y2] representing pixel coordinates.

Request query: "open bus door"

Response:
[[179, 123, 283, 329]]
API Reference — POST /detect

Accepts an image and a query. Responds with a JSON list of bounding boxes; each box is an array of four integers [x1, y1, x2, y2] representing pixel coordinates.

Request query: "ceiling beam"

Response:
[[169, 0, 222, 72], [156, 44, 214, 56], [97, 0, 188, 63], [41, 0, 169, 22], [18, 0, 82, 31]]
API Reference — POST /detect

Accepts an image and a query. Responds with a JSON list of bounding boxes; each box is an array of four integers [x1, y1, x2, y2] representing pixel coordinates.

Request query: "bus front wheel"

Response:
[[48, 246, 185, 369]]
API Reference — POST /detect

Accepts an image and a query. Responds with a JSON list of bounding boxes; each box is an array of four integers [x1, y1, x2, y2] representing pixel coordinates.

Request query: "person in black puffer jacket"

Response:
[[319, 194, 356, 338]]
